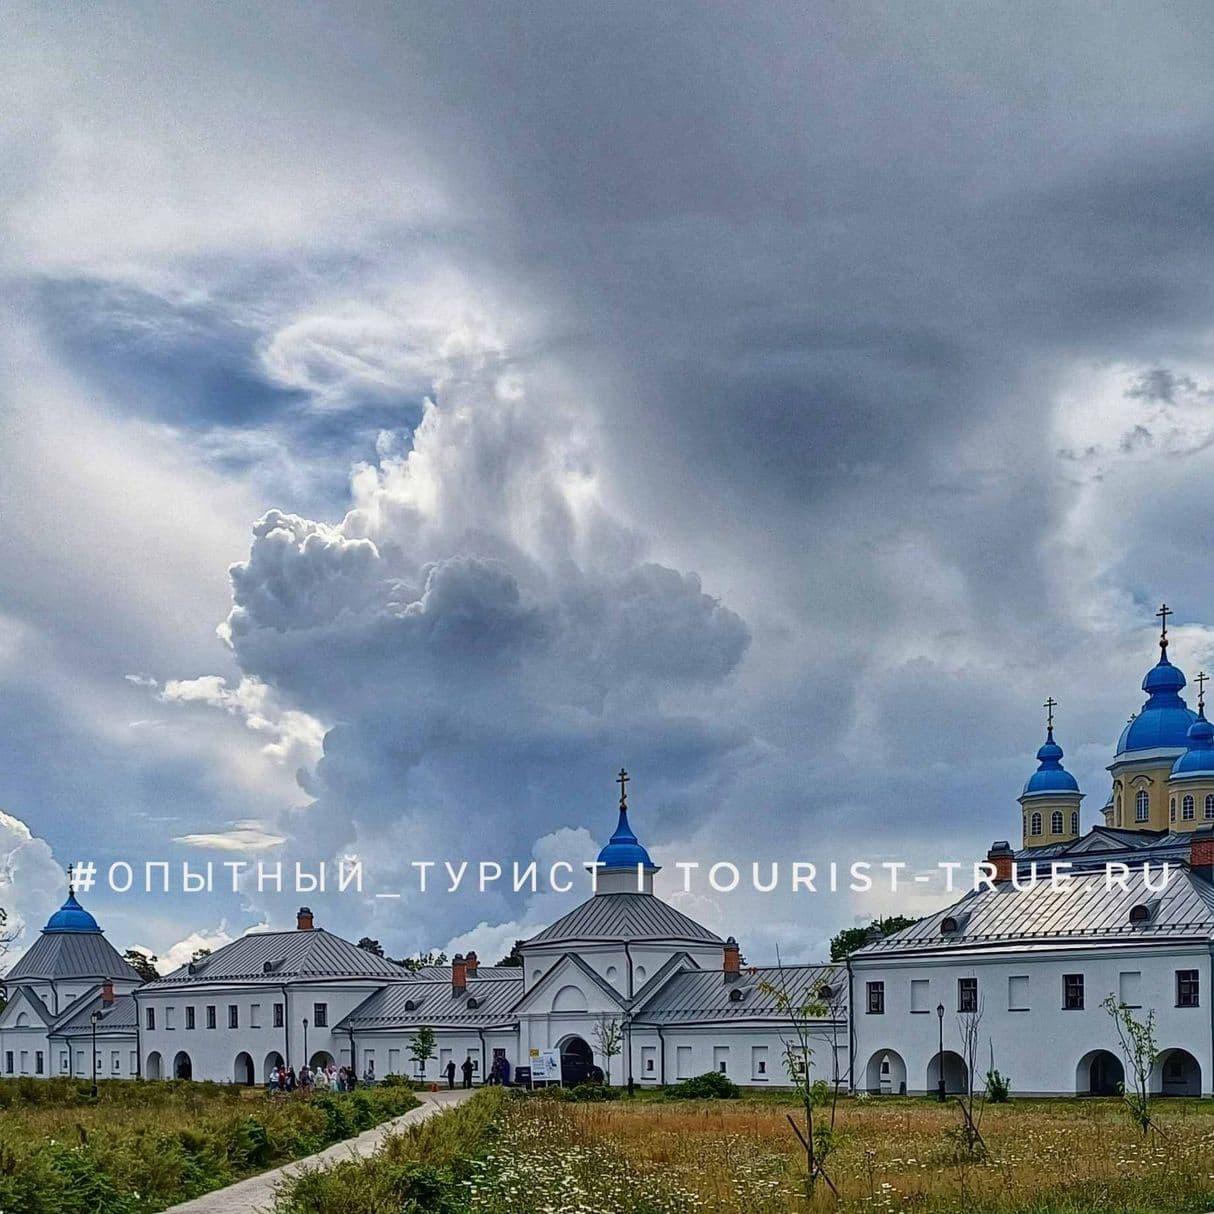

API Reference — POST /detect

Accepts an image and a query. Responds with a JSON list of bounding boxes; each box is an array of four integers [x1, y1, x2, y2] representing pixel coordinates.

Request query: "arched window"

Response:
[[1136, 790, 1150, 822], [1206, 794, 1214, 820], [1051, 810, 1063, 834], [1030, 812, 1043, 836], [1183, 794, 1195, 820], [1070, 811, 1079, 835], [1171, 798, 1177, 822]]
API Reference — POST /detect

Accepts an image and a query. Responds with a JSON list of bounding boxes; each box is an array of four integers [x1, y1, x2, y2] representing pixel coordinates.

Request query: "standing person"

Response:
[[362, 1059, 375, 1086], [275, 1064, 286, 1093], [326, 1061, 337, 1090], [313, 1065, 329, 1092], [461, 1056, 474, 1089], [286, 1066, 296, 1092], [444, 1058, 456, 1090]]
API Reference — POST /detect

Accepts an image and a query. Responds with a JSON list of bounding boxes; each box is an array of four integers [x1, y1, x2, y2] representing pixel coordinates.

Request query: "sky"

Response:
[[4, 1, 1214, 971]]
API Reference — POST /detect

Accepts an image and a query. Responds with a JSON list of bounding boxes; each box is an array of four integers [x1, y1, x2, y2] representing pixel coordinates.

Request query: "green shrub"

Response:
[[664, 1071, 740, 1100], [565, 1081, 621, 1102]]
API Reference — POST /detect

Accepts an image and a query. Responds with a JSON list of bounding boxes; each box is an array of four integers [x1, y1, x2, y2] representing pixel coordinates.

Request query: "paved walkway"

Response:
[[163, 1088, 476, 1214]]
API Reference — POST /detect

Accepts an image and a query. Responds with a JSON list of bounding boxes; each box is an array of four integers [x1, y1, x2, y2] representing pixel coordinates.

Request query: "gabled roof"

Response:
[[512, 952, 627, 1016], [144, 928, 408, 987], [52, 989, 138, 1037], [636, 964, 846, 1024], [525, 892, 723, 947], [3, 930, 141, 985], [340, 975, 523, 1029], [854, 867, 1214, 957], [0, 984, 55, 1028]]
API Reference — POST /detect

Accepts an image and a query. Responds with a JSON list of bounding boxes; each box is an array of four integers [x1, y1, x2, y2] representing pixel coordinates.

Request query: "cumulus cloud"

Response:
[[0, 810, 66, 955]]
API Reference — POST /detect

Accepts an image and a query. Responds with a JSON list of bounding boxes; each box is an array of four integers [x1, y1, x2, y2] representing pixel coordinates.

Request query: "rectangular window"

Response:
[[3, 1052, 12, 1075], [146, 1006, 155, 1030], [60, 1053, 69, 1073], [958, 977, 978, 1013], [713, 1045, 730, 1074], [676, 1045, 692, 1080], [388, 1048, 401, 1074], [866, 981, 885, 1014], [250, 1004, 261, 1029], [910, 978, 930, 1013], [1008, 975, 1029, 1011], [165, 1006, 175, 1030], [313, 1002, 328, 1028], [751, 1045, 768, 1080], [641, 1045, 656, 1076], [1177, 970, 1200, 1008], [20, 1051, 29, 1074], [35, 1051, 44, 1075], [228, 1005, 239, 1029], [186, 1006, 196, 1030], [206, 1005, 217, 1029], [273, 1003, 284, 1028], [1064, 973, 1084, 1010], [130, 1051, 137, 1073], [1119, 971, 1142, 1007], [76, 1050, 84, 1072], [111, 1051, 120, 1072]]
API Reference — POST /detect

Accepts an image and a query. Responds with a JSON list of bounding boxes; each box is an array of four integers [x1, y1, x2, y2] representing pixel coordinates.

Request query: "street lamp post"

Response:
[[303, 1018, 309, 1073], [90, 1010, 102, 1098], [936, 1003, 946, 1102]]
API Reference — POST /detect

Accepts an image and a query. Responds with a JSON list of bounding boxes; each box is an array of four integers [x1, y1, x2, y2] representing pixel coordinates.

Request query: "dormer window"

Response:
[[941, 916, 959, 934], [817, 984, 834, 1000], [728, 987, 746, 1003], [404, 999, 417, 1012], [1128, 902, 1154, 925], [467, 996, 481, 1010]]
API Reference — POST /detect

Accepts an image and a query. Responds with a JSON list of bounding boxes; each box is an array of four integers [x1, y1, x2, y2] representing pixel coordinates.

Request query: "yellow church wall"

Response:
[[1167, 779, 1214, 831], [1020, 794, 1081, 847], [1109, 763, 1177, 831]]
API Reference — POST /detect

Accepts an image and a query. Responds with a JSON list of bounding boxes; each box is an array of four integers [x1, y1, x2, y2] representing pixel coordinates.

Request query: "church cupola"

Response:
[[1020, 698, 1083, 848], [1167, 671, 1214, 832], [592, 768, 661, 895], [1109, 603, 1198, 831]]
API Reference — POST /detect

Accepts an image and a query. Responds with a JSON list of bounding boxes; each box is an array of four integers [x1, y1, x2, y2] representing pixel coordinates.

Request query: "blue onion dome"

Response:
[[1171, 708, 1214, 778], [43, 890, 102, 934], [1022, 726, 1080, 797], [1116, 640, 1197, 755], [597, 770, 656, 870]]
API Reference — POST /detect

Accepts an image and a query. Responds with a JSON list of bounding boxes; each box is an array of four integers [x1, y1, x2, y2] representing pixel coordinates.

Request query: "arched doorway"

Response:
[[1077, 1049, 1124, 1095], [309, 1051, 334, 1071], [558, 1035, 595, 1085], [146, 1051, 162, 1080], [1154, 1048, 1201, 1096], [926, 1050, 968, 1095], [172, 1051, 192, 1081], [234, 1052, 255, 1086], [264, 1051, 285, 1084], [864, 1049, 907, 1095]]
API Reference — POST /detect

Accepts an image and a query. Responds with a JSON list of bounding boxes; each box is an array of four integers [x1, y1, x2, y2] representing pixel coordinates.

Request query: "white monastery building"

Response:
[[3, 604, 1214, 1098]]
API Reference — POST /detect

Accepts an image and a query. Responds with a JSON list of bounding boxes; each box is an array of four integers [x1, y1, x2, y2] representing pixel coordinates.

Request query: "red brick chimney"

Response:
[[101, 981, 114, 1007], [296, 906, 314, 931], [723, 936, 740, 983], [452, 953, 467, 994], [1191, 825, 1214, 883], [465, 950, 479, 975], [987, 841, 1015, 884]]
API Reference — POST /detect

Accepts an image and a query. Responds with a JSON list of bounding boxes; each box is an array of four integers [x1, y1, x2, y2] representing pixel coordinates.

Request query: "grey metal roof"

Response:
[[855, 867, 1214, 957], [3, 931, 142, 985], [408, 965, 522, 982], [526, 893, 723, 946], [340, 976, 524, 1029], [145, 929, 408, 987], [637, 964, 846, 1024], [4, 985, 55, 1026], [52, 991, 137, 1037], [1017, 826, 1187, 864]]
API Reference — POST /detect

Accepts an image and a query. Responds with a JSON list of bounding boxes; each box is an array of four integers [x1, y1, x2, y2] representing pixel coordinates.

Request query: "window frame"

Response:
[[957, 976, 978, 1013], [866, 980, 885, 1015], [1063, 972, 1085, 1010], [1135, 789, 1150, 822], [1177, 969, 1200, 1008]]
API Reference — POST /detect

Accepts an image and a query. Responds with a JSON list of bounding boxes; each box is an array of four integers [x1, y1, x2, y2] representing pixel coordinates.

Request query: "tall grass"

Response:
[[274, 1087, 507, 1214], [0, 1078, 419, 1214]]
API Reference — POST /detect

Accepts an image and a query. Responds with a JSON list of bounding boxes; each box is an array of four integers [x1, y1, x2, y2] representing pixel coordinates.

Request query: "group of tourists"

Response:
[[269, 1059, 377, 1093]]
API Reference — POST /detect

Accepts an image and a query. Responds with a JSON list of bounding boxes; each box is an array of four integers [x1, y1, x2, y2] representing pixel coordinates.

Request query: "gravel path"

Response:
[[161, 1087, 476, 1214]]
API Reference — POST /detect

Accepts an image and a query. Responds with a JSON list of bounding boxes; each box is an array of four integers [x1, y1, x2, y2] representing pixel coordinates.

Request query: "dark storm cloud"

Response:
[[7, 1, 1214, 956]]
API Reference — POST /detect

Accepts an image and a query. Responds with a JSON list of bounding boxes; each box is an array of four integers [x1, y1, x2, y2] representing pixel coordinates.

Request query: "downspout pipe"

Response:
[[477, 1028, 487, 1086], [846, 954, 856, 1094], [623, 941, 635, 1093], [283, 984, 291, 1069]]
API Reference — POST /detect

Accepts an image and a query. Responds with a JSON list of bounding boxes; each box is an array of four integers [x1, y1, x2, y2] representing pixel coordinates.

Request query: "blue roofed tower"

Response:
[[1019, 697, 1083, 848], [1108, 603, 1198, 832], [1166, 671, 1214, 831]]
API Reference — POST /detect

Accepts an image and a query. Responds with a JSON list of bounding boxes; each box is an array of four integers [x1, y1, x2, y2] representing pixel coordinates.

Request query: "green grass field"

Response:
[[0, 1076, 419, 1214]]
